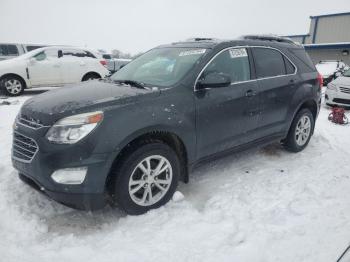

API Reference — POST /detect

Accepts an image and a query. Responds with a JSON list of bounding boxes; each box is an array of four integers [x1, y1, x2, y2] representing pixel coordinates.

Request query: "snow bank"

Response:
[[0, 92, 350, 262]]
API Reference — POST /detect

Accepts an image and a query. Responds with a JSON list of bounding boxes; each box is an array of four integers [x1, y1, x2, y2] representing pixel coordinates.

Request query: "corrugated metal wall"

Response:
[[315, 15, 350, 43]]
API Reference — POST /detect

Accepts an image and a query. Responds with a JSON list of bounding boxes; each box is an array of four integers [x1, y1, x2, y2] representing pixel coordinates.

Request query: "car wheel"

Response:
[[82, 73, 101, 81], [283, 108, 314, 152], [0, 76, 24, 96], [110, 141, 180, 215]]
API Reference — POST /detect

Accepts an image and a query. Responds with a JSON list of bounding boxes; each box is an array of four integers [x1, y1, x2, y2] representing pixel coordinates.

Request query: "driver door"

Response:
[[28, 49, 62, 86], [194, 47, 260, 159]]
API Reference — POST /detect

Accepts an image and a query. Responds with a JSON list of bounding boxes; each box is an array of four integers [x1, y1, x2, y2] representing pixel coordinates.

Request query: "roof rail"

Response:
[[186, 37, 218, 42], [240, 35, 299, 45]]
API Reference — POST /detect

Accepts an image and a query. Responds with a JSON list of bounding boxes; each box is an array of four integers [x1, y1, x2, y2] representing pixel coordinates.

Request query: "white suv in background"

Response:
[[0, 46, 109, 96]]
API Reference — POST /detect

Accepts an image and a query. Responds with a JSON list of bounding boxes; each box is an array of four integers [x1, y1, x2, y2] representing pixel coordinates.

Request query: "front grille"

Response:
[[333, 98, 350, 105], [12, 132, 38, 163], [339, 87, 350, 94], [18, 114, 44, 129]]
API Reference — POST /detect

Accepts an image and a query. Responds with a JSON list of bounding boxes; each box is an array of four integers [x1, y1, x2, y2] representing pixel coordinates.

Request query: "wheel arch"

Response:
[[288, 99, 318, 135], [106, 129, 190, 194], [0, 73, 28, 89], [81, 71, 102, 81]]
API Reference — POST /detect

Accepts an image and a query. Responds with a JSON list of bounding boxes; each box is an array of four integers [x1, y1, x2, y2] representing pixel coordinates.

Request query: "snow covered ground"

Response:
[[1, 89, 350, 262]]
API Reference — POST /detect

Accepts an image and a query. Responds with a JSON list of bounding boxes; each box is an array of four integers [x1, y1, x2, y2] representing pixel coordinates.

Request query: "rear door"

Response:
[[59, 48, 95, 84], [195, 47, 260, 159], [251, 47, 298, 137]]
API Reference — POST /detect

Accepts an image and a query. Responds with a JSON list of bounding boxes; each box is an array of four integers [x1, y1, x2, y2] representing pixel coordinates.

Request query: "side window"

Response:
[[0, 45, 18, 56], [0, 45, 7, 55], [283, 56, 296, 74], [62, 49, 95, 58], [201, 48, 251, 83], [7, 45, 18, 56], [252, 48, 286, 78], [26, 45, 44, 52], [34, 51, 47, 61]]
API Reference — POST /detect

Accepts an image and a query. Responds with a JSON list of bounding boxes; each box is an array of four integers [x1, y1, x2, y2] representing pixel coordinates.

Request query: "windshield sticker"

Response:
[[229, 48, 248, 58], [179, 49, 206, 57]]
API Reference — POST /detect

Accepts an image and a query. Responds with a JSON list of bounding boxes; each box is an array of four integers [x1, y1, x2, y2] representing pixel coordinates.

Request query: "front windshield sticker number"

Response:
[[229, 48, 248, 59], [179, 49, 206, 57]]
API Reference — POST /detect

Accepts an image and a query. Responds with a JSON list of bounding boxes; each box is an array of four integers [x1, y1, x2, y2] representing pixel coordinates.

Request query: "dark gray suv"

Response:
[[12, 36, 322, 215]]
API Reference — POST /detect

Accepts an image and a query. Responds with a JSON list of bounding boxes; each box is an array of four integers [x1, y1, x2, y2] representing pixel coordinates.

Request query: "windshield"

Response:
[[343, 68, 350, 77], [110, 47, 207, 87]]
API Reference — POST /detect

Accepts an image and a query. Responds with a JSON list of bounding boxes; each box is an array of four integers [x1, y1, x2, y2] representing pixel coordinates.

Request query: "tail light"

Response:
[[100, 60, 107, 67], [317, 73, 323, 89]]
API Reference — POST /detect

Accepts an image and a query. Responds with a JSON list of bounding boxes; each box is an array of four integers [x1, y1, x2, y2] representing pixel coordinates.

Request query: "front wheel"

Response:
[[283, 108, 314, 152], [0, 76, 24, 96], [110, 141, 180, 215]]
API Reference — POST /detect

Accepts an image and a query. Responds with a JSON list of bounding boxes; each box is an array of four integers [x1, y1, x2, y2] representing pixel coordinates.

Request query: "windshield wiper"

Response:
[[112, 79, 146, 89]]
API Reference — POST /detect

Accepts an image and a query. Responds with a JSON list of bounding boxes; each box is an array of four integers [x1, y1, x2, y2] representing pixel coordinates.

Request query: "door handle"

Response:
[[245, 90, 257, 97]]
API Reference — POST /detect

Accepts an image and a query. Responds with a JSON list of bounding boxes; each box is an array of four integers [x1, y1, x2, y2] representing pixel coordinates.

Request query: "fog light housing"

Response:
[[51, 167, 87, 184]]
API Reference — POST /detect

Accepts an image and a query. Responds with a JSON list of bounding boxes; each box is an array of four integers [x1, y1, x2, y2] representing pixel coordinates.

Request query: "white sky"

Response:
[[1, 0, 349, 54]]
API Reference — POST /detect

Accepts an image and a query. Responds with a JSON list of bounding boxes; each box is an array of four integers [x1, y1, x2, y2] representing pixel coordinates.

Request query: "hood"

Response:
[[21, 79, 160, 124], [0, 57, 26, 71], [331, 76, 350, 86]]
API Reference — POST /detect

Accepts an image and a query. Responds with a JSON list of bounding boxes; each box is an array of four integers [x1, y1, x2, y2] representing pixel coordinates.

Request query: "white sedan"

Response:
[[325, 68, 350, 107], [0, 46, 109, 96]]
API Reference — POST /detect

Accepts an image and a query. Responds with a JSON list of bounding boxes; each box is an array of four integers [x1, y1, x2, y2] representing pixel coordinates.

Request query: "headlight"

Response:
[[46, 111, 103, 144], [327, 83, 337, 91]]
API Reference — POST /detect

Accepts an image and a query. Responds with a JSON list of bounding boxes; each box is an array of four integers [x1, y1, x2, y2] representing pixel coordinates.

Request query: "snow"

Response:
[[1, 89, 350, 262]]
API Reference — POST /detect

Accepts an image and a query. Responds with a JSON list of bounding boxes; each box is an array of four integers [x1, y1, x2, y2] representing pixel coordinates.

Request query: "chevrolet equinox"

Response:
[[12, 36, 322, 215]]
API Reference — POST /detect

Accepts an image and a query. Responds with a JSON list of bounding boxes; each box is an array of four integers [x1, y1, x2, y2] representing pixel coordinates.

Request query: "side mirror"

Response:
[[58, 50, 63, 58], [29, 57, 36, 65], [197, 72, 231, 89]]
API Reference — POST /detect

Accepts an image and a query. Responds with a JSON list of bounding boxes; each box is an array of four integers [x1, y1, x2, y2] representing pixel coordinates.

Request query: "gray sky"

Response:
[[1, 0, 349, 54]]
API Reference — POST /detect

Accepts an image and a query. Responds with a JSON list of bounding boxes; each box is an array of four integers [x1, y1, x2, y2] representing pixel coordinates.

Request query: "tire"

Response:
[[110, 141, 180, 215], [283, 108, 315, 152], [82, 73, 101, 82], [0, 75, 24, 96]]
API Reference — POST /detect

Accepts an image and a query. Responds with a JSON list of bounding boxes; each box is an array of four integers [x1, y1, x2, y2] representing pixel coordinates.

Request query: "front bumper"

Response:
[[325, 88, 350, 107], [11, 123, 115, 210]]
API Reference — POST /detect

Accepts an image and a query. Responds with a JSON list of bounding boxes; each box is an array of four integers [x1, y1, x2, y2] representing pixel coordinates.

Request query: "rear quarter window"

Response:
[[288, 48, 316, 73]]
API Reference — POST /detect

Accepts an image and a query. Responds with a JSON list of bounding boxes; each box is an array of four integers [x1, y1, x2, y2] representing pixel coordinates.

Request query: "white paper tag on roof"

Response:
[[229, 48, 248, 58], [179, 49, 206, 56]]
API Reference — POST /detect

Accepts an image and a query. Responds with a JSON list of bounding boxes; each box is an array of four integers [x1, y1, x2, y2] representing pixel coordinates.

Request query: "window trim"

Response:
[[194, 46, 297, 91]]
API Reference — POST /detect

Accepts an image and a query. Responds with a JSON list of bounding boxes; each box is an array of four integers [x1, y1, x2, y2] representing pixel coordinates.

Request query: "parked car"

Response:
[[0, 43, 46, 61], [12, 36, 321, 215], [325, 68, 350, 107], [316, 60, 349, 86], [0, 46, 109, 96]]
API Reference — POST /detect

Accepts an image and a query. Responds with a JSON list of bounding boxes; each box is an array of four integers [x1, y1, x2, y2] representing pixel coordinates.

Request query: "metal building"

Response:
[[285, 12, 350, 65]]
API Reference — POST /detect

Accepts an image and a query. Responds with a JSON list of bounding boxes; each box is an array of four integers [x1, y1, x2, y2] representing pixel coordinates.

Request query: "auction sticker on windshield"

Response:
[[179, 49, 206, 56]]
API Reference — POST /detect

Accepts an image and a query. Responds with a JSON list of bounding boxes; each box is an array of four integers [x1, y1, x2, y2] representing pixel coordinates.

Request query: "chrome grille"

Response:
[[12, 132, 38, 163], [18, 114, 44, 129], [339, 87, 350, 94]]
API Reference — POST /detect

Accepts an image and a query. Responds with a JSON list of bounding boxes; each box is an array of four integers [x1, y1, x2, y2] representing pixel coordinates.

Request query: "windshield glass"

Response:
[[110, 47, 207, 87], [343, 68, 350, 77]]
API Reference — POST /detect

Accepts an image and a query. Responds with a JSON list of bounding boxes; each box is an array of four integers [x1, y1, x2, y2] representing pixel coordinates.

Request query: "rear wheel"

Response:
[[283, 108, 314, 152], [0, 76, 24, 96], [110, 141, 180, 215], [82, 73, 101, 81]]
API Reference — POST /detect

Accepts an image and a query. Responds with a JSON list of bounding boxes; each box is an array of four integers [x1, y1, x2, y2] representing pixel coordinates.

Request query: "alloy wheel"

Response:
[[295, 115, 311, 146], [4, 79, 22, 95], [128, 155, 173, 206]]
